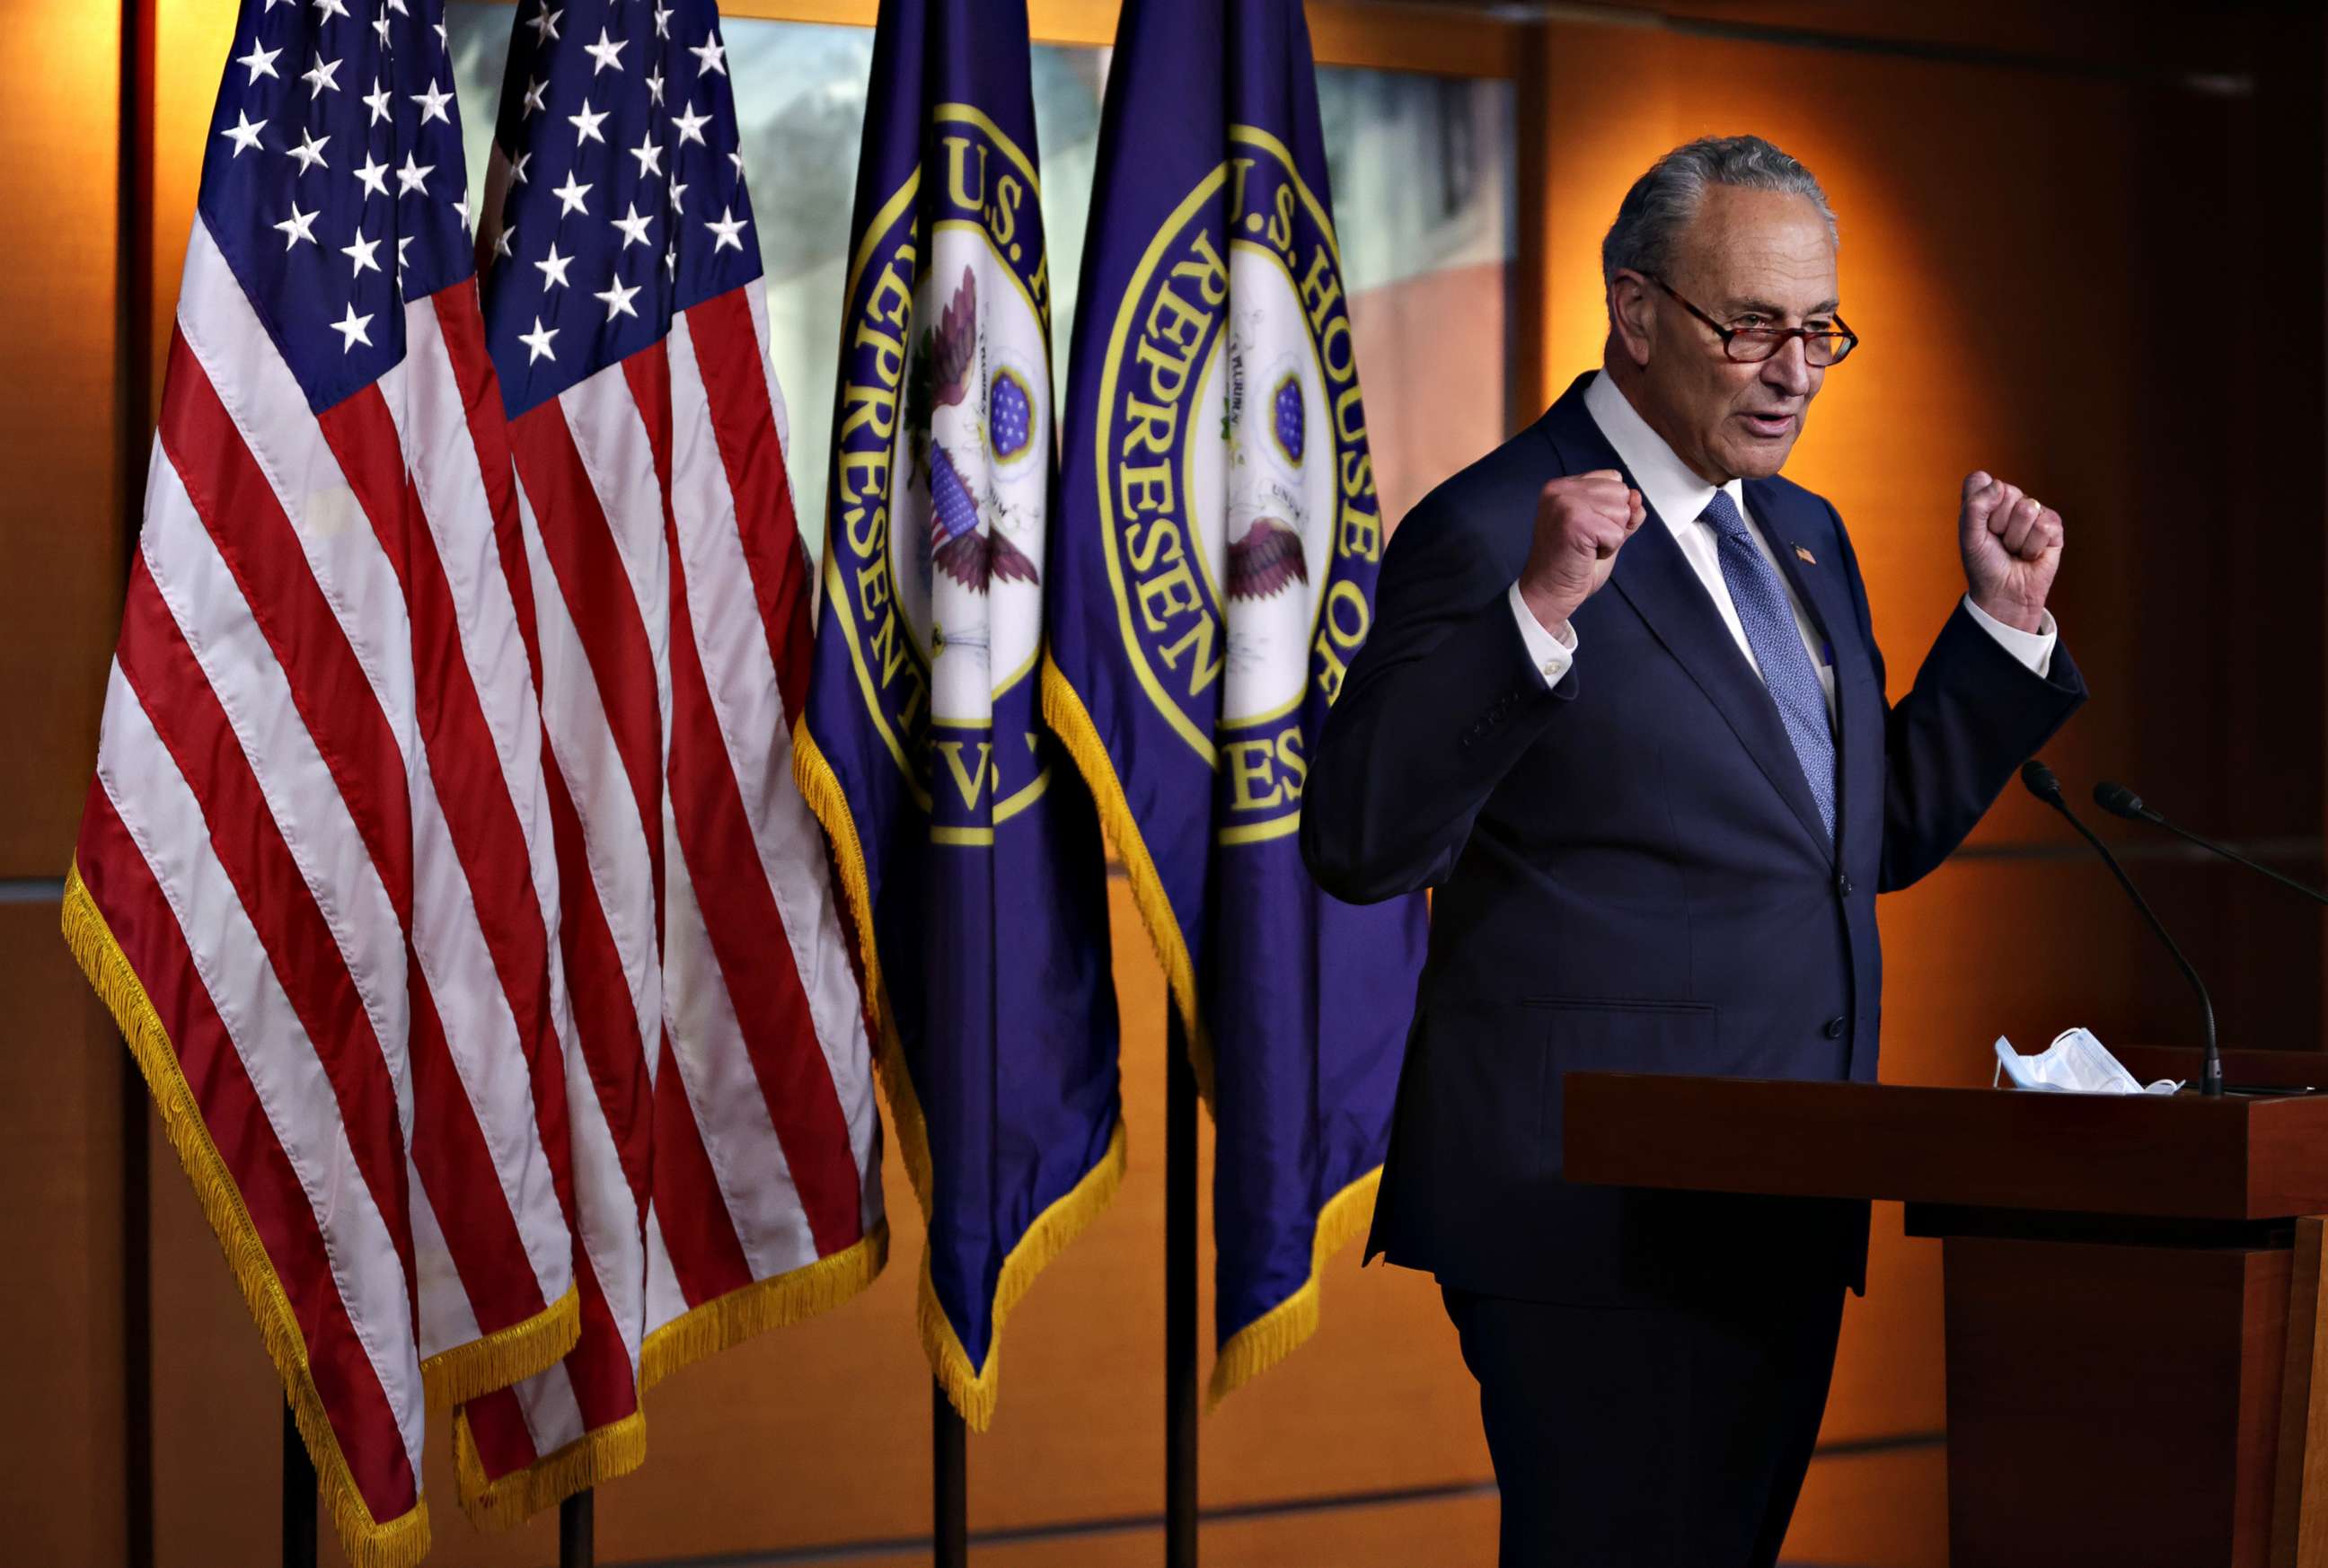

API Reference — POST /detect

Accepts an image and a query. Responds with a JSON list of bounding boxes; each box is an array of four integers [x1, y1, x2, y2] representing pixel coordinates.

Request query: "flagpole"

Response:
[[560, 1490, 594, 1566], [934, 1381, 967, 1566], [116, 0, 158, 1563], [1166, 1010, 1198, 1566], [281, 1405, 315, 1568]]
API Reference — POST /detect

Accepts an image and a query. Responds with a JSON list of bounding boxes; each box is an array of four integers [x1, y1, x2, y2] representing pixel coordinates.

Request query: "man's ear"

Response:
[[1609, 270, 1654, 368]]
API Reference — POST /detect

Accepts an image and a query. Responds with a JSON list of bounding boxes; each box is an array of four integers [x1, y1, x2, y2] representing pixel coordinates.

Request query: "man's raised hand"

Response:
[[1960, 470, 2063, 636], [1517, 470, 1645, 635]]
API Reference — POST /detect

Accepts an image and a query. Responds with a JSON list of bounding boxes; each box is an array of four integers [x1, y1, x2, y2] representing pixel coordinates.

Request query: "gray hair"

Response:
[[1600, 136, 1839, 298]]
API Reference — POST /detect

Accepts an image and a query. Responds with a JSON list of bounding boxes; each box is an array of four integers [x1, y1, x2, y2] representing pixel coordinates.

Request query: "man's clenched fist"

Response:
[[1516, 470, 1645, 635], [1960, 471, 2063, 636]]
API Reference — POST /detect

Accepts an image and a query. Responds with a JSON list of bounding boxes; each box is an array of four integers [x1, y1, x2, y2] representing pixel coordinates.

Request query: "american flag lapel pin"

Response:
[[1794, 544, 1817, 566]]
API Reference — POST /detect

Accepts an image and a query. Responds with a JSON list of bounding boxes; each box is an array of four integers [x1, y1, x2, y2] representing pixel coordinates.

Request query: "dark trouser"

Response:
[[1442, 1282, 1846, 1568]]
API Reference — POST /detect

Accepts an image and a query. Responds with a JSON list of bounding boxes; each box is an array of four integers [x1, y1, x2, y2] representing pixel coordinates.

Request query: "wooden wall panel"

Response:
[[147, 1103, 280, 1568], [0, 1, 125, 875], [0, 904, 129, 1564], [1782, 1447, 1949, 1568], [148, 0, 236, 426]]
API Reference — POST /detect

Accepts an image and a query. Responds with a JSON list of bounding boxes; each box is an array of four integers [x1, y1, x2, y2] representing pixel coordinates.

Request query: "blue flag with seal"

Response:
[[1043, 0, 1428, 1403], [796, 0, 1124, 1428]]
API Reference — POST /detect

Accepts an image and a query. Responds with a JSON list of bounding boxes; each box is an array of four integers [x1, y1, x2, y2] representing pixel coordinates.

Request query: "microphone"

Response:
[[2019, 760, 2221, 1097], [2093, 781, 2328, 908]]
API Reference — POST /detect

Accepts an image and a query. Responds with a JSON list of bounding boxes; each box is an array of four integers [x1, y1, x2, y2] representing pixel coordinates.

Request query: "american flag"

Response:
[[63, 0, 583, 1564], [452, 0, 887, 1524]]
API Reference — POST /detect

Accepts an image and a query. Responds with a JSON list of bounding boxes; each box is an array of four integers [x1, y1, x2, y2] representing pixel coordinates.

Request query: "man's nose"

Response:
[[1762, 338, 1813, 397]]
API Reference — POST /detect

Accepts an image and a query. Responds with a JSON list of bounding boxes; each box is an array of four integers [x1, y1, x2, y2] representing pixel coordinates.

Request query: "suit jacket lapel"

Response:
[[1537, 385, 1833, 859]]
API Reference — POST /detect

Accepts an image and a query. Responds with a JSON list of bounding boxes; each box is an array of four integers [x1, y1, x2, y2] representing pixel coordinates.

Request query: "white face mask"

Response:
[[1993, 1028, 2182, 1096]]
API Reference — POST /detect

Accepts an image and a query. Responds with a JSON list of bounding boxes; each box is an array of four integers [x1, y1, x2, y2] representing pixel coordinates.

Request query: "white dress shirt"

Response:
[[1509, 370, 2058, 701]]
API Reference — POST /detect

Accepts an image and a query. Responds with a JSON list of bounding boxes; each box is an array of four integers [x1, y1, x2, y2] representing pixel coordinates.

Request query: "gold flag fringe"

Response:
[[420, 1282, 581, 1411], [792, 719, 1131, 1429], [61, 864, 433, 1568], [1037, 657, 1217, 1104], [918, 1121, 1127, 1430], [790, 722, 937, 1210], [452, 1227, 890, 1530], [452, 1406, 647, 1531], [640, 1222, 890, 1392], [1206, 1167, 1381, 1407], [1038, 660, 1389, 1410]]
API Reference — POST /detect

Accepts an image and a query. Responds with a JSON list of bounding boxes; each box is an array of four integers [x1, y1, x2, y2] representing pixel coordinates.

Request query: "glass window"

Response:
[[447, 6, 1513, 556]]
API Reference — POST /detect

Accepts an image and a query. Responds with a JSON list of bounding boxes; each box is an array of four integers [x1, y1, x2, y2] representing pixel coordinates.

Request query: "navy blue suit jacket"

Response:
[[1301, 375, 2087, 1306]]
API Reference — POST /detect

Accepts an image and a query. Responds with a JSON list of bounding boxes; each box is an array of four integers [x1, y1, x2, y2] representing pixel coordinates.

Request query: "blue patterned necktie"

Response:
[[1701, 489, 1837, 841]]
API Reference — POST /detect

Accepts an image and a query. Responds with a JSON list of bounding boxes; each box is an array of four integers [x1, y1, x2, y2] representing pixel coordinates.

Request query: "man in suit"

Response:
[[1301, 135, 2086, 1565]]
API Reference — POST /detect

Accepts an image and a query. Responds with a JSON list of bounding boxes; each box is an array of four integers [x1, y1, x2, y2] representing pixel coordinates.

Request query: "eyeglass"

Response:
[[1647, 275, 1859, 367]]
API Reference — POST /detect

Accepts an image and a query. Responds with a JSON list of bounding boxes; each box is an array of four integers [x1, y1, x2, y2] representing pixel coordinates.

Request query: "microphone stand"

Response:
[[2023, 762, 2221, 1097], [2094, 782, 2328, 908]]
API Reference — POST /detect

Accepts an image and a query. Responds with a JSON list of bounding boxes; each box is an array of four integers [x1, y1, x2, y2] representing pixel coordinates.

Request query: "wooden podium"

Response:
[[1564, 1049, 2328, 1568]]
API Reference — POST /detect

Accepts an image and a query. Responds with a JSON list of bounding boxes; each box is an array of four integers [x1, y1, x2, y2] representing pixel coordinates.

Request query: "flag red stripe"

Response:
[[507, 398, 666, 903], [564, 1247, 641, 1431], [78, 780, 419, 1520], [436, 289, 581, 1220], [683, 289, 815, 721], [319, 385, 561, 1330], [542, 750, 653, 1215], [663, 575, 862, 1256], [155, 329, 415, 925], [114, 556, 419, 1303], [649, 1032, 754, 1309], [406, 970, 548, 1331], [460, 1234, 642, 1482], [433, 284, 547, 694], [454, 1375, 538, 1479], [627, 346, 863, 1259], [320, 384, 558, 1086], [616, 346, 762, 1287], [442, 283, 585, 1240]]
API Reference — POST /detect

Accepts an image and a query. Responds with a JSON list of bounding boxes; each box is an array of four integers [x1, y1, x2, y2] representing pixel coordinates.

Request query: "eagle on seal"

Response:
[[923, 266, 1039, 591]]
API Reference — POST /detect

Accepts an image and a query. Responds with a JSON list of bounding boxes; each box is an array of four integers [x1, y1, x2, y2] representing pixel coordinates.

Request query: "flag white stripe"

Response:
[[410, 1179, 483, 1361], [556, 371, 674, 738], [392, 304, 595, 1298], [667, 311, 878, 1185], [387, 296, 560, 939], [641, 1205, 685, 1334], [95, 666, 426, 1473], [511, 1357, 586, 1458], [175, 223, 417, 774], [659, 817, 815, 1281], [138, 445, 415, 1137], [505, 420, 660, 1461], [153, 358, 573, 1317], [406, 735, 576, 1297], [516, 478, 664, 1068], [742, 280, 794, 481]]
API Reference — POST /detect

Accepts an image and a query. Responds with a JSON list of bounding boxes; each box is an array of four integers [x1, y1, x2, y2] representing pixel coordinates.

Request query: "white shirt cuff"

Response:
[[1509, 581, 1577, 687], [1962, 594, 2057, 679]]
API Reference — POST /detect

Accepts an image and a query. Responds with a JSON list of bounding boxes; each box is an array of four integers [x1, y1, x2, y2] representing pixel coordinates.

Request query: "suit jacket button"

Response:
[[1836, 873, 1854, 896], [1824, 1017, 1847, 1039]]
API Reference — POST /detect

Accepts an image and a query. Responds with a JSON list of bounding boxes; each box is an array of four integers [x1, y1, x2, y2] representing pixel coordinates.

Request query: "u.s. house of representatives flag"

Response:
[[63, 1, 583, 1563], [798, 0, 1124, 1429], [1045, 0, 1428, 1404], [458, 0, 886, 1523]]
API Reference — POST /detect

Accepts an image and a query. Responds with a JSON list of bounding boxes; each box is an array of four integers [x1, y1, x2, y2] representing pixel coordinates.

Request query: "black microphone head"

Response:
[[2094, 781, 2146, 820], [2020, 758, 2063, 805]]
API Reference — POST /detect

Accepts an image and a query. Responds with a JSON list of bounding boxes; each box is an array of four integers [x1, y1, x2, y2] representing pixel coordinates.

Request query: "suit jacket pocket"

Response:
[[1525, 996, 1719, 1180]]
